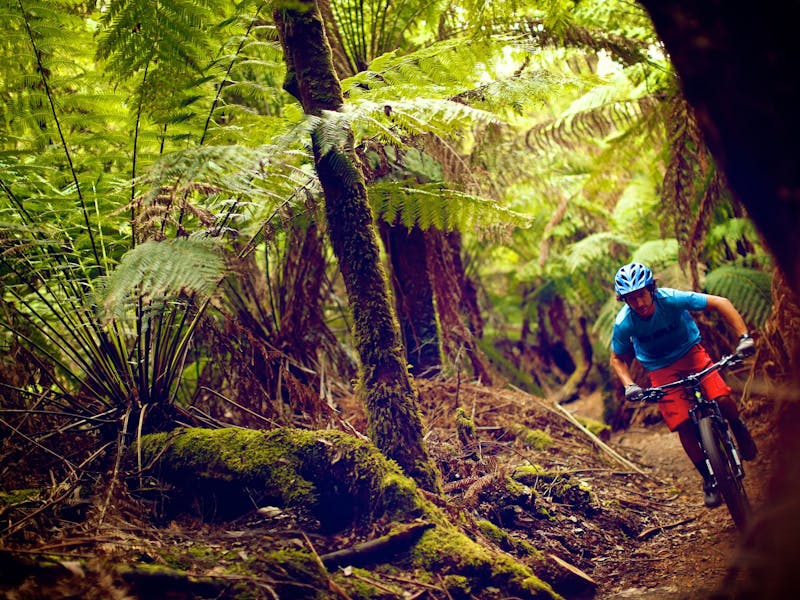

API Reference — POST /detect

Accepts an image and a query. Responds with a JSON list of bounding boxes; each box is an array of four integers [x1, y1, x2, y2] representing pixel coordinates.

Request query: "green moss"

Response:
[[333, 567, 403, 599], [505, 477, 532, 503], [158, 541, 233, 572], [477, 519, 545, 560], [511, 464, 547, 485], [515, 538, 542, 558], [552, 477, 595, 510], [477, 519, 506, 546], [455, 407, 476, 445], [0, 489, 40, 505], [575, 415, 611, 438], [441, 574, 472, 599], [140, 427, 435, 530], [510, 467, 595, 516], [273, 0, 316, 12], [410, 526, 560, 599], [141, 428, 560, 598], [510, 425, 553, 450]]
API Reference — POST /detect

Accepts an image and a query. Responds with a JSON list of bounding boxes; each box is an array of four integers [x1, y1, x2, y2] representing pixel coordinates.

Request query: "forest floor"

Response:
[[564, 391, 774, 599], [0, 376, 778, 599], [411, 377, 777, 600]]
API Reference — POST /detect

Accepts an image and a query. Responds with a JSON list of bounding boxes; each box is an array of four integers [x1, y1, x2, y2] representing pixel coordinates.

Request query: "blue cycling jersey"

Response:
[[611, 288, 707, 370]]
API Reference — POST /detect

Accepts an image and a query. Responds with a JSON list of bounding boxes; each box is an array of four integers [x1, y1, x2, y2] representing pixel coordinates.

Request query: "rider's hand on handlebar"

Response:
[[625, 383, 644, 402], [736, 333, 755, 357]]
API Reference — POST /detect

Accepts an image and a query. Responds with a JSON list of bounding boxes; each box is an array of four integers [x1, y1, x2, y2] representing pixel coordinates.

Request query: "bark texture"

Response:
[[384, 224, 442, 378], [272, 0, 440, 492]]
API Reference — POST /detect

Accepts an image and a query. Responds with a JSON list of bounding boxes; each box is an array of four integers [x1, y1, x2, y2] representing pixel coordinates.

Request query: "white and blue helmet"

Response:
[[614, 262, 654, 297]]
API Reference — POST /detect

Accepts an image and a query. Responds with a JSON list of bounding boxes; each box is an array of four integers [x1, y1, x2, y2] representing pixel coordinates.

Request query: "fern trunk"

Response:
[[382, 224, 442, 378], [426, 229, 495, 384], [272, 0, 441, 492]]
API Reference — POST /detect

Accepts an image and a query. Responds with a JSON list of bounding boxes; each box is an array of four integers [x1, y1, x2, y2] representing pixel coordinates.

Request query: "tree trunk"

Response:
[[426, 229, 495, 384], [638, 1, 800, 298], [383, 224, 442, 378], [272, 0, 440, 492]]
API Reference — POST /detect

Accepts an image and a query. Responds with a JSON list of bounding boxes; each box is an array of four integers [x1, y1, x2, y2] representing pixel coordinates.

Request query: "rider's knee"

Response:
[[715, 395, 740, 420]]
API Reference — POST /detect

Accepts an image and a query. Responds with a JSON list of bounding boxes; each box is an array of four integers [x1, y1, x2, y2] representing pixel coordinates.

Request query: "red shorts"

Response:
[[648, 345, 731, 431]]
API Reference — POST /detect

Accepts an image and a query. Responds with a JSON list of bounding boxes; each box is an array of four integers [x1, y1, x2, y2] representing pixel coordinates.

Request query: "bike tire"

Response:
[[698, 416, 751, 530]]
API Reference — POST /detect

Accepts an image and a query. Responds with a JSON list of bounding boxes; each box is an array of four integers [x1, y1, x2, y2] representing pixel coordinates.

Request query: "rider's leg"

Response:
[[676, 419, 704, 463], [676, 420, 722, 507], [716, 395, 758, 460]]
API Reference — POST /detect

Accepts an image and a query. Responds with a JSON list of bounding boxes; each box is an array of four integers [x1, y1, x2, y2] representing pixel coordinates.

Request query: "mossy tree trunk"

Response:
[[272, 0, 441, 492]]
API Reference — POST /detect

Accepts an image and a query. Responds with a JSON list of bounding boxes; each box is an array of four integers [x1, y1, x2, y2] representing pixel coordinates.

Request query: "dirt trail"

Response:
[[566, 394, 773, 599]]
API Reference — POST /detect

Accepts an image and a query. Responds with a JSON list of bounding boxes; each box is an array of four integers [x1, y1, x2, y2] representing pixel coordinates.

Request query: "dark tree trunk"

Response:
[[383, 224, 442, 378], [638, 1, 800, 297], [272, 0, 440, 492], [426, 229, 495, 384], [316, 0, 355, 79]]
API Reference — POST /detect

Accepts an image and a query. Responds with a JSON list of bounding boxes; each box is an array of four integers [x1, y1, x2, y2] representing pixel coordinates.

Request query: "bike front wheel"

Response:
[[698, 416, 751, 530]]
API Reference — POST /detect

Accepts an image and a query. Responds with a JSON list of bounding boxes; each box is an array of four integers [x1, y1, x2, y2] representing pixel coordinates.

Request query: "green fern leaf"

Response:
[[564, 231, 629, 273], [368, 182, 533, 234], [703, 265, 773, 328], [630, 238, 679, 271], [101, 238, 226, 320]]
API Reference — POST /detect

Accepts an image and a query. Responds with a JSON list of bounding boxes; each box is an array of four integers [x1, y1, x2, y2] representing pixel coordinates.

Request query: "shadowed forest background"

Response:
[[1, 0, 799, 598]]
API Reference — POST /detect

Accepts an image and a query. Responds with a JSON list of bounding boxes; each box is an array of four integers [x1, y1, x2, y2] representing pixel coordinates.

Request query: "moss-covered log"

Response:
[[139, 427, 563, 599], [140, 427, 423, 530]]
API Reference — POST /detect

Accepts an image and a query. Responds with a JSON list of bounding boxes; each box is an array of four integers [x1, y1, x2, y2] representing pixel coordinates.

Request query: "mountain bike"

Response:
[[636, 353, 751, 530]]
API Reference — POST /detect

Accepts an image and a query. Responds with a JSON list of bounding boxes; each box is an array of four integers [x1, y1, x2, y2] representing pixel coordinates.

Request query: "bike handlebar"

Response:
[[631, 352, 744, 404]]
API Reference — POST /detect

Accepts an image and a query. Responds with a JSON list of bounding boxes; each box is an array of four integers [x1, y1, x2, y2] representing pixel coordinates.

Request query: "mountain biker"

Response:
[[609, 262, 757, 508]]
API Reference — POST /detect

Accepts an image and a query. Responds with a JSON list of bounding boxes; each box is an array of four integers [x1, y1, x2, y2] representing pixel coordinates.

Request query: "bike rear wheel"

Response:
[[698, 416, 751, 530]]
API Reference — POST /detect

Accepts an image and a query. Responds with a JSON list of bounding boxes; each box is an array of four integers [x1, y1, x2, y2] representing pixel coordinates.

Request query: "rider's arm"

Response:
[[704, 294, 749, 338], [610, 350, 637, 387]]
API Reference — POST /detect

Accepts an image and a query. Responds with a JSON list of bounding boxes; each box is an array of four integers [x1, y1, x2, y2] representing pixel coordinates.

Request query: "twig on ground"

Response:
[[319, 521, 434, 570], [637, 517, 695, 540]]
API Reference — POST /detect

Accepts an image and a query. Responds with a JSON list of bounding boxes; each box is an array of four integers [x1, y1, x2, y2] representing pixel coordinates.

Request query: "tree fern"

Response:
[[96, 0, 229, 122], [563, 231, 630, 274], [703, 265, 773, 329], [368, 181, 532, 235]]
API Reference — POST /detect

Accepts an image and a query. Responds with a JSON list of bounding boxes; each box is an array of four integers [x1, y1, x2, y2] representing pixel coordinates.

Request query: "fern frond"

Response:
[[97, 0, 223, 81], [346, 98, 502, 147], [526, 94, 659, 153], [630, 239, 679, 272], [368, 181, 532, 237], [100, 238, 226, 321], [134, 140, 314, 240], [703, 266, 773, 328], [343, 37, 503, 99], [563, 231, 630, 273]]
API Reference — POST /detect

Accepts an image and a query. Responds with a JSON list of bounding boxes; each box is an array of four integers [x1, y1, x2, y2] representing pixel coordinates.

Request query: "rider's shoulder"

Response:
[[656, 287, 701, 301]]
